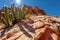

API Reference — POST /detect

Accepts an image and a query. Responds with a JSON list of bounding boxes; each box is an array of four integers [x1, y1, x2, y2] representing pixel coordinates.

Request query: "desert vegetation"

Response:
[[0, 3, 60, 40], [0, 3, 46, 28]]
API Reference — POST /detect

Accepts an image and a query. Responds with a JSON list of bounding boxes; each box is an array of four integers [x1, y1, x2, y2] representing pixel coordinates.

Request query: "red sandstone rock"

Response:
[[0, 15, 60, 40]]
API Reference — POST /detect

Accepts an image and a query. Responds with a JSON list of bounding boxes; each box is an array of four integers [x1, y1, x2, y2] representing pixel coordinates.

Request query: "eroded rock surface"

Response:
[[0, 15, 60, 40]]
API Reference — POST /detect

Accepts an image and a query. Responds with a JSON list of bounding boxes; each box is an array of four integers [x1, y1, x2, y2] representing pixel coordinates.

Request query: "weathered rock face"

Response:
[[24, 6, 46, 15], [33, 6, 46, 15], [0, 15, 60, 40]]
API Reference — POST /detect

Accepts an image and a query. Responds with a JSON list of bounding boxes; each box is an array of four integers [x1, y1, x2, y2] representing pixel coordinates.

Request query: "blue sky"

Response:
[[0, 0, 60, 16]]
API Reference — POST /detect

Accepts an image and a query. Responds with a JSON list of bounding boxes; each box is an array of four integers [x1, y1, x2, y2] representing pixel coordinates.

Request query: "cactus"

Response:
[[1, 3, 26, 27], [11, 3, 15, 19], [11, 3, 15, 13], [11, 3, 25, 22], [11, 3, 21, 22], [14, 6, 25, 22], [9, 12, 14, 26], [14, 7, 19, 22], [11, 3, 18, 24], [1, 6, 10, 27], [9, 13, 12, 21], [19, 6, 25, 20], [1, 17, 9, 27]]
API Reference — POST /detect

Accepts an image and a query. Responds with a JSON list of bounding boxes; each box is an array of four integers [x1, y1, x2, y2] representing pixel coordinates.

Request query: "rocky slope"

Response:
[[0, 15, 60, 40]]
